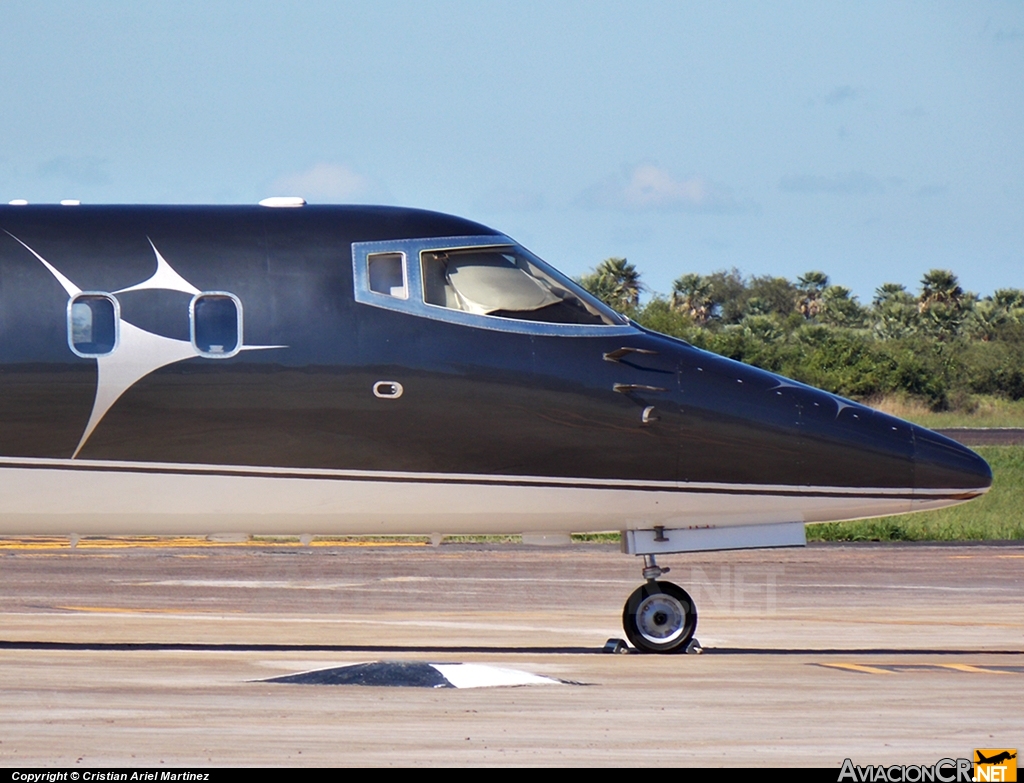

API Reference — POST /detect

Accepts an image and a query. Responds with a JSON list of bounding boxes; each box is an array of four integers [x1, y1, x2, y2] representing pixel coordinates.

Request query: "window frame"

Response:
[[67, 292, 120, 358], [352, 235, 635, 337], [189, 291, 243, 359]]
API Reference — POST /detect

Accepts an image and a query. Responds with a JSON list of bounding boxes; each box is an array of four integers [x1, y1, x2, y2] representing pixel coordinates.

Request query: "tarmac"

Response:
[[0, 538, 1021, 766]]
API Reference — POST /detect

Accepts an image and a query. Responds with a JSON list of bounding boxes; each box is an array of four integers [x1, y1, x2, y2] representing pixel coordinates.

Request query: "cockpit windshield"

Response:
[[421, 245, 625, 326]]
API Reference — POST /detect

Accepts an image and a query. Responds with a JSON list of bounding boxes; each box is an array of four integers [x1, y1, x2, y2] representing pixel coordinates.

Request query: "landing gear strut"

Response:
[[622, 555, 697, 654]]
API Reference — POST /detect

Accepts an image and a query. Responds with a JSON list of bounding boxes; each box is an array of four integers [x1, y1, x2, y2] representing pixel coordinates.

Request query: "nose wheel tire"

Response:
[[622, 581, 697, 654]]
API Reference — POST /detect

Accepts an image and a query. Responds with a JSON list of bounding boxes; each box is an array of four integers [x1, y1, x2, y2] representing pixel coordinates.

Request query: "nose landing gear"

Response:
[[622, 555, 698, 654]]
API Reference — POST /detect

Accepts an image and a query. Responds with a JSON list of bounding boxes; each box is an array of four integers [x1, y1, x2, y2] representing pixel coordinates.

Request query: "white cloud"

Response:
[[577, 164, 751, 213], [269, 163, 385, 202]]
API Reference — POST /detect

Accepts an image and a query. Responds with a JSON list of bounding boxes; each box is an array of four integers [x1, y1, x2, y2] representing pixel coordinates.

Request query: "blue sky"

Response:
[[2, 2, 1021, 303]]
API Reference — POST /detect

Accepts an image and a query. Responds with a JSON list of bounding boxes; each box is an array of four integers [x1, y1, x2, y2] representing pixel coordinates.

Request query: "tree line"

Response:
[[578, 258, 1024, 410]]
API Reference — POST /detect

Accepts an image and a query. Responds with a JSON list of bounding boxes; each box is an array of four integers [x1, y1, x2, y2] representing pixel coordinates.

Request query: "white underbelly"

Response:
[[0, 457, 973, 537]]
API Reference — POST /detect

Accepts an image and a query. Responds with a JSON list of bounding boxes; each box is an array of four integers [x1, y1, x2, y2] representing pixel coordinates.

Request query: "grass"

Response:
[[868, 394, 1024, 428], [808, 446, 1024, 541]]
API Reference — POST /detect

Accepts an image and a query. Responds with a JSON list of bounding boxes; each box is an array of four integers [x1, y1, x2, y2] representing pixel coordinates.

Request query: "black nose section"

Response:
[[912, 425, 993, 490]]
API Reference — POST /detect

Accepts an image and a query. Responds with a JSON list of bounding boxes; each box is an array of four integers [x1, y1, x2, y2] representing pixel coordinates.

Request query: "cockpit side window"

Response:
[[421, 251, 462, 310], [367, 252, 408, 299]]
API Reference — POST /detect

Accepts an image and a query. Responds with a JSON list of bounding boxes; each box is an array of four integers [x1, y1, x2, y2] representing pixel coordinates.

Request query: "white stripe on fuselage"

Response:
[[0, 457, 983, 536]]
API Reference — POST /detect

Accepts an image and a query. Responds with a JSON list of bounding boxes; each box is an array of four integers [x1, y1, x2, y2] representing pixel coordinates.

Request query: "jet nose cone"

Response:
[[912, 425, 992, 490]]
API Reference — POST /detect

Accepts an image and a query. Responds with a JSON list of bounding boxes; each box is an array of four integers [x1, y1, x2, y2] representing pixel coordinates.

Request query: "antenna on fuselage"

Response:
[[258, 196, 307, 208]]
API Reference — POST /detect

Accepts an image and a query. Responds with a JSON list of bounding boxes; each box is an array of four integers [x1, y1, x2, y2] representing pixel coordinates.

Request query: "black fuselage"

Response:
[[0, 204, 991, 514]]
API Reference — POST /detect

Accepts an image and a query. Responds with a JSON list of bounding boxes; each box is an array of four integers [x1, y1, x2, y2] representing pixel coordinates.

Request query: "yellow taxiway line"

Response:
[[0, 536, 428, 550], [817, 662, 895, 675], [817, 662, 1021, 675], [55, 605, 245, 615], [933, 663, 1013, 674]]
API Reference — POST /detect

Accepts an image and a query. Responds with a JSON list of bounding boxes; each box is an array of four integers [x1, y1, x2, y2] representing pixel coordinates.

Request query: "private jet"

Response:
[[0, 199, 992, 652]]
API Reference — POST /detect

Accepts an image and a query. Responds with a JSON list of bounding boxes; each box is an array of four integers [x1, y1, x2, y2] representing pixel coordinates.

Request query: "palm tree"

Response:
[[871, 283, 919, 339], [872, 282, 911, 309], [919, 269, 964, 312], [796, 271, 829, 319], [918, 270, 972, 339], [818, 285, 867, 328], [579, 257, 642, 311], [993, 288, 1024, 313], [968, 288, 1024, 341], [670, 273, 716, 324]]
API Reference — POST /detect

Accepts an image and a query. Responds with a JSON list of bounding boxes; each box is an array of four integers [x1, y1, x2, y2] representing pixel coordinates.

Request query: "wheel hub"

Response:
[[636, 593, 687, 644]]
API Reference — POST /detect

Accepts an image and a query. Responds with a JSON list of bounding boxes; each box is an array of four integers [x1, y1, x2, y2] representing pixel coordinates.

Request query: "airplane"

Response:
[[976, 752, 1016, 765], [0, 198, 992, 653]]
